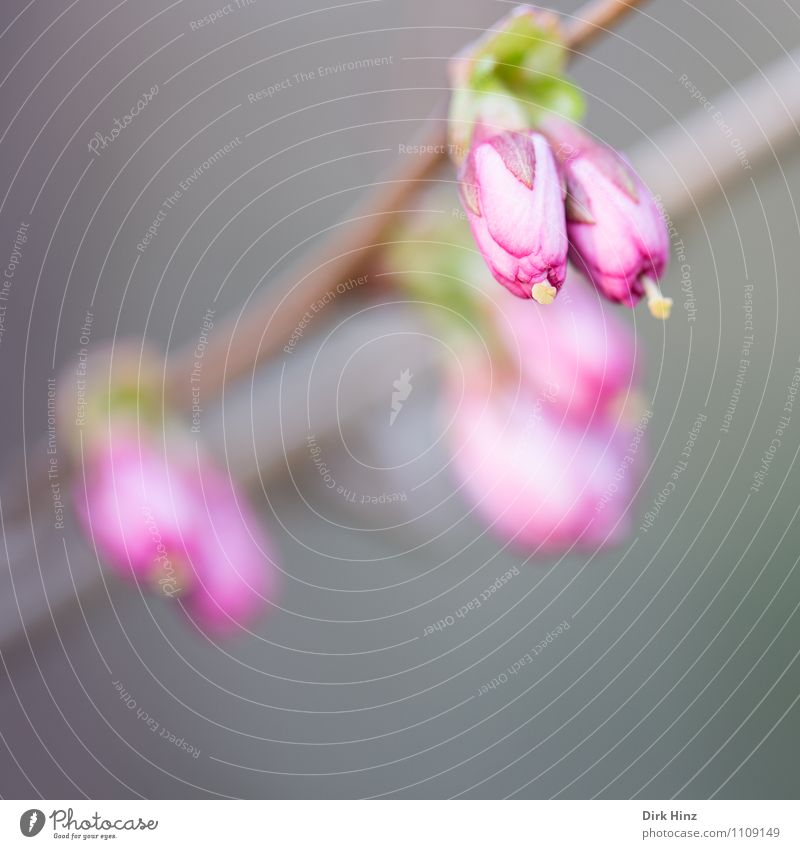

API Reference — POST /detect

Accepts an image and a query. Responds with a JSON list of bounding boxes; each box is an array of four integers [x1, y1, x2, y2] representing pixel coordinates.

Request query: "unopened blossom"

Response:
[[459, 130, 568, 305], [446, 375, 640, 551], [75, 428, 197, 586], [179, 463, 279, 634], [488, 274, 639, 423], [542, 118, 671, 317], [75, 426, 278, 633]]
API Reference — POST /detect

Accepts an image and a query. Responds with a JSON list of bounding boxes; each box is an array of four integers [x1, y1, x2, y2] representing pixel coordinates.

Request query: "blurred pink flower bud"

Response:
[[447, 376, 642, 551], [180, 465, 279, 635], [75, 427, 278, 634], [488, 275, 639, 423], [459, 130, 568, 305], [543, 118, 671, 318], [76, 430, 196, 584]]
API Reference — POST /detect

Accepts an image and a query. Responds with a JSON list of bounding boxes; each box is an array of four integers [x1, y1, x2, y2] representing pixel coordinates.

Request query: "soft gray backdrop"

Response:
[[0, 0, 799, 799]]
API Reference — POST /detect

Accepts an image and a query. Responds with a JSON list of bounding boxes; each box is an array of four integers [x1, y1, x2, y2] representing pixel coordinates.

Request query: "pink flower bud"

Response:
[[543, 118, 671, 318], [76, 430, 196, 584], [488, 274, 639, 423], [447, 376, 641, 551], [459, 130, 568, 305], [180, 465, 279, 635], [75, 427, 278, 634]]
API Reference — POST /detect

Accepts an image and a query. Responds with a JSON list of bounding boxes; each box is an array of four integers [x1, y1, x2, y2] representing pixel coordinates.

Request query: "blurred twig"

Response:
[[631, 48, 800, 220]]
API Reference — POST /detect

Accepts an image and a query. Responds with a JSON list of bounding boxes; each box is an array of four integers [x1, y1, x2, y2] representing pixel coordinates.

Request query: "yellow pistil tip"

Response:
[[648, 295, 673, 320], [531, 282, 557, 305], [642, 276, 672, 320]]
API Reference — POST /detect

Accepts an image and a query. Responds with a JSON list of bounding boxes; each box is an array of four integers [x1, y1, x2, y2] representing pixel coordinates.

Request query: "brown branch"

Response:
[[167, 106, 448, 408], [563, 0, 648, 53], [167, 0, 650, 407]]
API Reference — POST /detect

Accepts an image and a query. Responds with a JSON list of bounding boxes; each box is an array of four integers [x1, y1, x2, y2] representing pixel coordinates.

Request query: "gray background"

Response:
[[0, 0, 799, 799]]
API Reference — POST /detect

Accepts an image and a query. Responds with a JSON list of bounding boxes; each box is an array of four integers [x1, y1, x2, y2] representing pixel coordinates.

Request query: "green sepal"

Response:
[[447, 5, 586, 159]]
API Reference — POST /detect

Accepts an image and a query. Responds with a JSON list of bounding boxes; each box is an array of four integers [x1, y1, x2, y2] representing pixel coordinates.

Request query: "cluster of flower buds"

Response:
[[450, 6, 672, 318], [541, 117, 670, 315], [60, 343, 279, 634]]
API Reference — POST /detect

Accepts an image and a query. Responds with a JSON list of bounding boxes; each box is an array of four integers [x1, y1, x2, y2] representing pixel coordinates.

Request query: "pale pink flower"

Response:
[[447, 376, 640, 551], [180, 464, 279, 634], [76, 430, 196, 584], [75, 427, 278, 633], [488, 274, 639, 423], [459, 130, 568, 305]]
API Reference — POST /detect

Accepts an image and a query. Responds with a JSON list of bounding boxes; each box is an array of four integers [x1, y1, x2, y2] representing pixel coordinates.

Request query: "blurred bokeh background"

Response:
[[1, 0, 799, 799]]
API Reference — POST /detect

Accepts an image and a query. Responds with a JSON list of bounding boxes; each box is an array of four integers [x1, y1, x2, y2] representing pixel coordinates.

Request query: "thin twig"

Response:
[[563, 0, 648, 53], [165, 0, 649, 408]]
